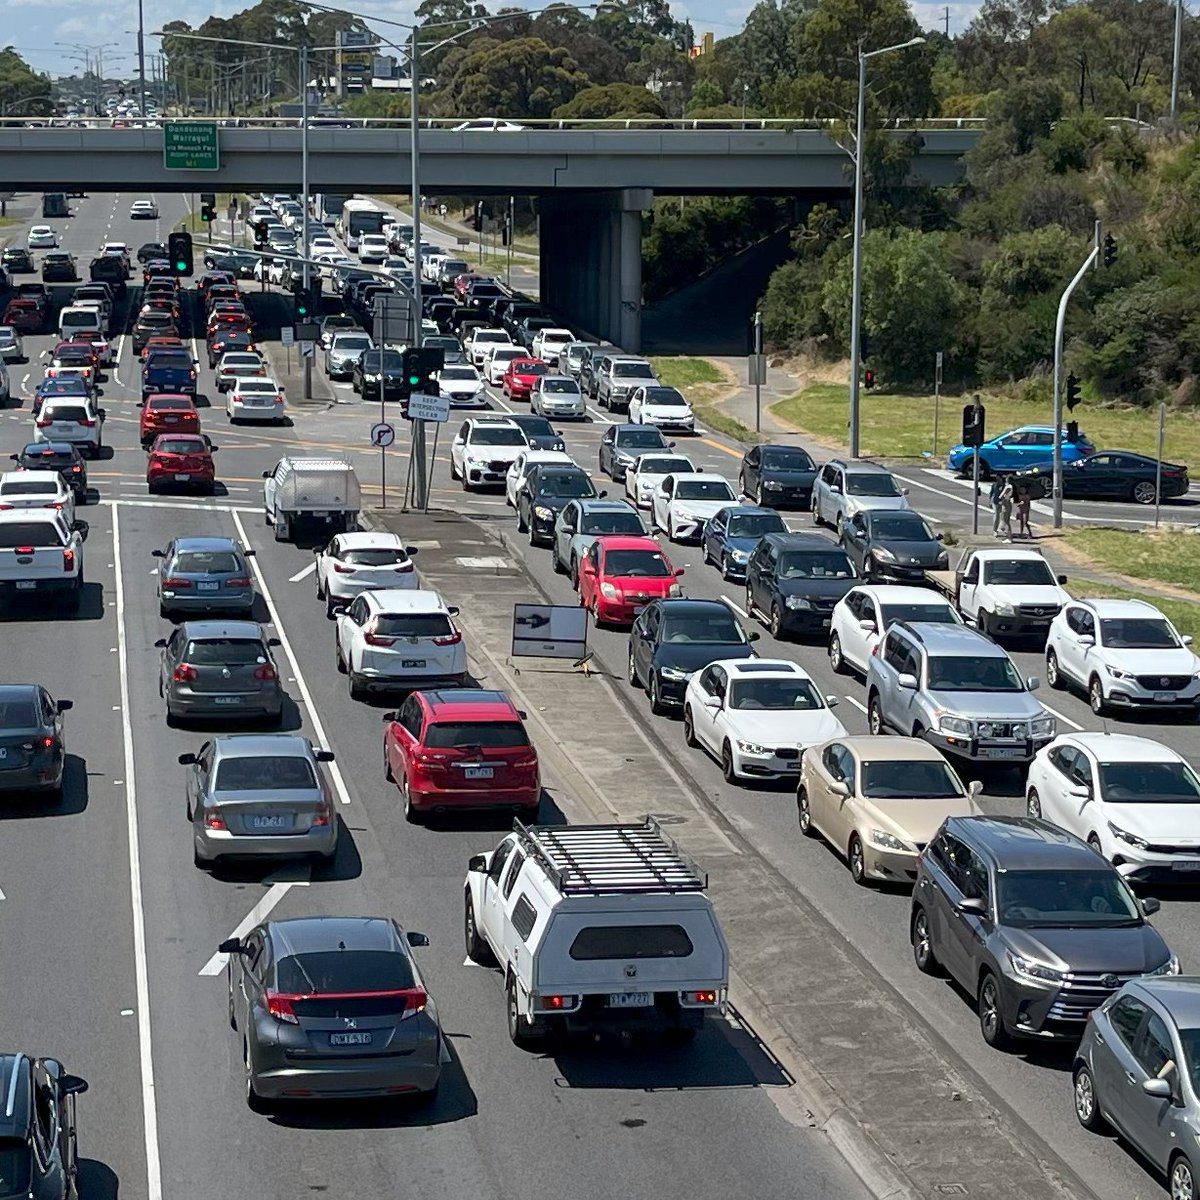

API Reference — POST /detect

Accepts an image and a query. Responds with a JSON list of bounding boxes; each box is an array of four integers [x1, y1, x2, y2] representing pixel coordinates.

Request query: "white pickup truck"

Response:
[[928, 547, 1071, 641], [262, 456, 361, 543], [0, 509, 84, 612]]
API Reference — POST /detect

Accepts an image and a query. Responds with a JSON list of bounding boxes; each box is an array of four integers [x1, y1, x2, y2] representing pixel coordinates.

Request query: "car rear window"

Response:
[[374, 613, 452, 638], [148, 398, 193, 411], [0, 479, 57, 495], [343, 548, 406, 567], [157, 439, 206, 455], [215, 755, 316, 790], [275, 949, 414, 994], [184, 638, 266, 665], [173, 551, 239, 573], [45, 405, 87, 422], [0, 698, 38, 728], [569, 925, 694, 960], [423, 721, 529, 749], [0, 522, 61, 548], [0, 1137, 32, 1198]]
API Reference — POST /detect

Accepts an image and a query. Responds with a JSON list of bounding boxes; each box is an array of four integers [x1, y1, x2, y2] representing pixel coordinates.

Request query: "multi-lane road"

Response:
[[1, 188, 1194, 1200]]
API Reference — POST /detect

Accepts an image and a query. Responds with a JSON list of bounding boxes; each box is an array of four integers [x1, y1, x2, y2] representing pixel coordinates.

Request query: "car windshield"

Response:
[[441, 366, 478, 380], [472, 426, 526, 446], [871, 514, 935, 540], [926, 655, 1024, 691], [335, 337, 372, 352], [543, 379, 578, 393], [0, 698, 38, 727], [996, 869, 1141, 928], [215, 755, 316, 790], [730, 678, 823, 710], [643, 388, 687, 406], [424, 720, 530, 749], [1100, 617, 1181, 649], [879, 602, 958, 627], [675, 480, 735, 501], [661, 614, 745, 644], [514, 418, 554, 437], [0, 1138, 32, 1196], [477, 331, 509, 343], [493, 350, 523, 364], [605, 549, 671, 577], [614, 362, 655, 379], [157, 439, 206, 455], [535, 473, 594, 499], [276, 949, 415, 994], [0, 523, 61, 548], [861, 759, 963, 799], [374, 613, 453, 638], [1099, 759, 1200, 802], [618, 430, 666, 449], [727, 512, 787, 537], [777, 550, 854, 580], [582, 512, 644, 535], [761, 447, 815, 470], [846, 473, 901, 497], [184, 638, 267, 665], [514, 361, 549, 376], [984, 559, 1057, 585], [173, 551, 240, 573]]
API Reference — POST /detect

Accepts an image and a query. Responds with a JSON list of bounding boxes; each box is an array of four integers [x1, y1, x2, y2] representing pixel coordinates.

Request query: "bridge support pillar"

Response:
[[540, 188, 652, 352]]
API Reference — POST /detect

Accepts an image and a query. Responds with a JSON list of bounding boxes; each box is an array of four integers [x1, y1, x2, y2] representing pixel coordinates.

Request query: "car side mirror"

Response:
[[209, 445, 219, 452], [968, 780, 983, 797], [897, 672, 918, 690], [448, 605, 460, 616], [1026, 675, 1041, 691], [958, 897, 986, 915], [1142, 897, 1161, 916], [405, 546, 419, 556], [314, 749, 335, 762], [1142, 1077, 1172, 1099], [1184, 635, 1194, 647], [262, 470, 271, 478], [829, 780, 850, 798], [218, 937, 245, 954], [7, 455, 15, 461], [936, 532, 945, 542], [406, 930, 430, 947], [1057, 574, 1068, 585], [56, 699, 73, 712], [901, 487, 910, 496], [60, 1074, 89, 1097], [858, 619, 876, 633], [178, 752, 197, 765], [267, 638, 281, 647], [151, 548, 165, 557], [1070, 784, 1091, 802], [153, 638, 167, 649], [599, 489, 607, 499], [1078, 634, 1095, 647], [136, 400, 144, 407], [467, 854, 488, 873], [825, 695, 839, 708]]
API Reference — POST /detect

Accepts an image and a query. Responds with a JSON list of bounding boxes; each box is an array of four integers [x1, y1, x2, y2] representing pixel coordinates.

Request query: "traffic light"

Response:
[[399, 346, 444, 400], [1066, 372, 1082, 411], [1103, 233, 1117, 268], [168, 231, 193, 276], [292, 282, 313, 319], [253, 219, 268, 246], [961, 402, 986, 448], [200, 201, 215, 224], [1066, 420, 1079, 443], [863, 369, 875, 390]]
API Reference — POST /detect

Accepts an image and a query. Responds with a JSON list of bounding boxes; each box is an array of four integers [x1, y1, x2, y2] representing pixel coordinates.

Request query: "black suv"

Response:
[[911, 815, 1176, 1050], [0, 1053, 88, 1200], [9, 442, 89, 496], [516, 464, 598, 547], [352, 349, 407, 401], [744, 532, 858, 639]]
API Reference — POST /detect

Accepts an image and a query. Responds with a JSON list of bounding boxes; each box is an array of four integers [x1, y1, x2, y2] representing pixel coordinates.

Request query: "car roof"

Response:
[[578, 498, 637, 513], [1074, 597, 1164, 618], [657, 598, 736, 615], [762, 531, 838, 549], [266, 915, 403, 956], [945, 815, 1098, 869], [717, 657, 805, 678], [0, 1055, 31, 1137], [850, 584, 954, 604], [838, 460, 894, 475], [973, 547, 1048, 561], [178, 620, 264, 638], [1125, 978, 1200, 1024], [834, 733, 956, 761], [597, 535, 662, 553], [211, 734, 312, 758], [363, 588, 446, 611], [1063, 732, 1187, 763], [171, 536, 240, 552], [336, 531, 403, 550], [896, 621, 1005, 656], [1, 470, 61, 486], [419, 689, 519, 721], [0, 684, 41, 703]]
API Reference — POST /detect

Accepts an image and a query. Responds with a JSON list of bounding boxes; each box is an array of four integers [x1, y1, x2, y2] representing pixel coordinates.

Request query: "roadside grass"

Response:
[[771, 382, 1200, 464], [1062, 529, 1200, 596], [1061, 577, 1200, 642], [650, 356, 762, 444]]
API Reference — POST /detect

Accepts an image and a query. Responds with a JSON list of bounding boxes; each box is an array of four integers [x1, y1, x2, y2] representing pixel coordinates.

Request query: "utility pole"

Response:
[[1171, 0, 1183, 123], [943, 6, 950, 36], [409, 24, 429, 511], [300, 43, 312, 402]]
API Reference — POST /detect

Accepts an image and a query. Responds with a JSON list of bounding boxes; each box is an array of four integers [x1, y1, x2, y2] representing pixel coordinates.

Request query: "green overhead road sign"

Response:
[[163, 122, 219, 171]]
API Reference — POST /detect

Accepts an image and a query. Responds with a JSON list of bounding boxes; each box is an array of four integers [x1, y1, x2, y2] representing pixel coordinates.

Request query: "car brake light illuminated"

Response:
[[161, 577, 192, 589], [173, 663, 198, 682], [225, 577, 251, 589], [62, 548, 75, 573], [332, 563, 355, 574], [363, 629, 395, 647], [253, 663, 278, 681], [686, 990, 718, 1005]]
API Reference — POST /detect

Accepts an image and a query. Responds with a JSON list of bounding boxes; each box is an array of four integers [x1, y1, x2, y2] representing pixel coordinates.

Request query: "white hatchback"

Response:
[[28, 226, 57, 249], [34, 398, 104, 455], [828, 584, 962, 678], [0, 469, 75, 525], [628, 385, 696, 432], [315, 531, 417, 617], [227, 377, 286, 424]]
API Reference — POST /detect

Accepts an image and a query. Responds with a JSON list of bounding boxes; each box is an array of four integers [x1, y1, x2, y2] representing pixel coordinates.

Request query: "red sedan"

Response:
[[146, 433, 217, 494], [501, 357, 550, 402], [2, 299, 44, 333], [383, 689, 540, 822], [139, 394, 200, 447], [577, 535, 684, 626]]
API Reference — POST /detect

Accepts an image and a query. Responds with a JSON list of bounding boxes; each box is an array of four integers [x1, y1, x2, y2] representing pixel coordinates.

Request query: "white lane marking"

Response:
[[113, 334, 127, 388], [586, 405, 615, 424], [198, 879, 308, 976], [112, 506, 164, 1200], [1040, 700, 1084, 732], [289, 562, 316, 582], [897, 470, 974, 508], [0, 884, 5, 900], [231, 510, 353, 805], [842, 694, 868, 714], [102, 498, 259, 514], [719, 593, 749, 619]]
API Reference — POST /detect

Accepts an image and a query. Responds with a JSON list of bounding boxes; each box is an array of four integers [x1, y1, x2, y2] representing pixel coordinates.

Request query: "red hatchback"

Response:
[[384, 689, 540, 822], [139, 394, 200, 447], [146, 433, 217, 494], [501, 357, 550, 402], [2, 299, 44, 333], [577, 535, 684, 626]]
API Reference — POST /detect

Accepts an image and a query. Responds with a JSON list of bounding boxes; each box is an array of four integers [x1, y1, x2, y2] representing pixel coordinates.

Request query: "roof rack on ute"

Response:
[[512, 817, 707, 895]]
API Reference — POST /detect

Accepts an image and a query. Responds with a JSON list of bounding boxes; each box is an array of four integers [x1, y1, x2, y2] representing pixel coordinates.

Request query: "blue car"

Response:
[[32, 376, 89, 416], [947, 424, 1094, 479], [141, 349, 197, 401], [700, 504, 788, 581]]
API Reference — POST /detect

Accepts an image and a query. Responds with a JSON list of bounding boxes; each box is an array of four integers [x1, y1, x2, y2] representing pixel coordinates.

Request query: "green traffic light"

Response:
[[175, 260, 186, 272]]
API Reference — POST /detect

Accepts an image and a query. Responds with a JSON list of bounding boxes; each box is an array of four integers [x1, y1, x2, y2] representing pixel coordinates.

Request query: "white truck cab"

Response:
[[952, 547, 1071, 641], [464, 818, 729, 1046]]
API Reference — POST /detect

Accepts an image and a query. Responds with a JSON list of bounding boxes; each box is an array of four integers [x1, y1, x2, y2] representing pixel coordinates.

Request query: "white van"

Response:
[[464, 818, 730, 1045], [58, 306, 104, 340]]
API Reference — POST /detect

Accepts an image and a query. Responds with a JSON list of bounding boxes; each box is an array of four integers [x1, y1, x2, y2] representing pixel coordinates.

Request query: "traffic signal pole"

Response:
[[1050, 220, 1101, 529], [408, 25, 428, 511]]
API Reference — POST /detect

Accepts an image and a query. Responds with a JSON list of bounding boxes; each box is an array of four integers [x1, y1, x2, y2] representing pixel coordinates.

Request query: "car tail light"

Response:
[[48, 503, 63, 511], [204, 808, 226, 831], [685, 990, 718, 1005], [311, 804, 331, 828], [225, 577, 251, 588], [62, 548, 75, 572], [0, 505, 11, 512], [264, 990, 299, 1024], [161, 577, 192, 589], [432, 628, 462, 646], [70, 465, 81, 473], [35, 418, 51, 428], [395, 562, 414, 573], [514, 755, 538, 769], [173, 663, 198, 682], [363, 628, 395, 647], [79, 419, 95, 427], [537, 994, 577, 1011], [38, 736, 55, 750], [253, 663, 278, 681], [332, 563, 355, 574]]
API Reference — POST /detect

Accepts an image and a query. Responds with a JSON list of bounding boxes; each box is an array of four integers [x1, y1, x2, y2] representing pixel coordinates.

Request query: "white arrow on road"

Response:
[[289, 562, 317, 583]]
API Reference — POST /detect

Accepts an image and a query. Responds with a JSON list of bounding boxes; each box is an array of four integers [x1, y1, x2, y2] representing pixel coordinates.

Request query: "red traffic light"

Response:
[[863, 369, 875, 390]]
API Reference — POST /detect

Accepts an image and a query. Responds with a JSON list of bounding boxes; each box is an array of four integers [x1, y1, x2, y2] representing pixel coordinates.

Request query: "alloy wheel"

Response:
[[1172, 1157, 1195, 1200], [1046, 650, 1062, 689], [797, 787, 813, 835], [848, 834, 866, 885], [1026, 789, 1042, 818], [1133, 481, 1157, 505], [912, 909, 936, 974], [829, 633, 845, 674]]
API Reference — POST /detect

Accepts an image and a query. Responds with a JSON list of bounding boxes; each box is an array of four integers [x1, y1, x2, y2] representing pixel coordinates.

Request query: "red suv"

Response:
[[383, 689, 540, 822], [501, 358, 549, 402], [577, 535, 683, 626], [139, 394, 200, 447], [146, 433, 217, 494]]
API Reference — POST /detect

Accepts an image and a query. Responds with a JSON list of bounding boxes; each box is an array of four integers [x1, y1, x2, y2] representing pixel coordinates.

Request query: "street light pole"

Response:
[[1171, 0, 1184, 123], [409, 25, 428, 510], [300, 43, 312, 401], [846, 35, 925, 460], [137, 0, 148, 117]]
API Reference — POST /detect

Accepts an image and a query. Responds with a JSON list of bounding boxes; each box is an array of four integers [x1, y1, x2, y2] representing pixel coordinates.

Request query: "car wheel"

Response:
[[244, 1039, 268, 1113], [552, 549, 565, 575], [811, 497, 822, 527], [402, 780, 421, 823], [1172, 1154, 1197, 1200], [720, 554, 734, 581], [649, 673, 665, 715], [528, 519, 538, 547], [848, 833, 868, 886], [867, 692, 884, 736], [1069, 1062, 1107, 1132], [347, 669, 365, 701], [683, 707, 698, 748], [978, 971, 1011, 1050], [828, 632, 846, 675], [449, 457, 460, 481], [911, 907, 940, 975], [720, 741, 739, 784], [627, 646, 640, 688], [1087, 833, 1103, 855], [1088, 675, 1108, 715], [384, 745, 394, 782], [464, 893, 496, 966], [769, 604, 784, 639], [1046, 649, 1064, 689], [570, 557, 580, 588], [744, 584, 755, 616], [979, 610, 995, 639], [1132, 480, 1157, 505], [797, 786, 816, 836], [1027, 788, 1042, 819], [976, 455, 993, 482], [516, 503, 527, 532]]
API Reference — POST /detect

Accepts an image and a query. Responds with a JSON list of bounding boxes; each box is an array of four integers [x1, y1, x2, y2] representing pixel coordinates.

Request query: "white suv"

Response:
[[1026, 732, 1200, 882], [1045, 598, 1200, 715], [314, 531, 417, 618], [465, 328, 512, 368], [34, 398, 105, 455], [449, 416, 529, 491], [335, 588, 466, 699]]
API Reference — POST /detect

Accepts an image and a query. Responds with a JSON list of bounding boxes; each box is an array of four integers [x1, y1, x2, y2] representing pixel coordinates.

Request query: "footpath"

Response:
[[363, 502, 1096, 1200]]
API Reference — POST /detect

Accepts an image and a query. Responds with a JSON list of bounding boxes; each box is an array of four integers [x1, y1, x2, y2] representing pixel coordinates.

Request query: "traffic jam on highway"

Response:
[[1, 189, 1200, 1200]]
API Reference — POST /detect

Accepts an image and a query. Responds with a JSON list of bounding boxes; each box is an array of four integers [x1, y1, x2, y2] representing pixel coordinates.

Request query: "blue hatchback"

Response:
[[947, 424, 1094, 478], [700, 504, 787, 580]]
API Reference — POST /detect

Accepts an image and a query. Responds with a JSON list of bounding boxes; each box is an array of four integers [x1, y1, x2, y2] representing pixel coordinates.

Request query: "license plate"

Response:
[[173, 473, 191, 481], [821, 618, 832, 628], [14, 580, 35, 590], [1155, 692, 1177, 703], [1174, 861, 1200, 872], [196, 581, 219, 591], [164, 415, 178, 422], [464, 766, 493, 780], [212, 696, 242, 705], [329, 1031, 372, 1046], [608, 992, 652, 1009], [979, 747, 1024, 759], [632, 605, 644, 615], [249, 815, 287, 829], [401, 659, 426, 669]]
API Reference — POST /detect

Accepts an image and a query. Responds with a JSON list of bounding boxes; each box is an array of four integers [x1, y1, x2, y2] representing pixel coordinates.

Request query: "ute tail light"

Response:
[[173, 663, 198, 682], [161, 578, 192, 589], [685, 990, 718, 1005], [537, 994, 577, 1011], [225, 577, 252, 589], [253, 663, 278, 681], [14, 546, 34, 555], [62, 548, 75, 572], [432, 627, 462, 647]]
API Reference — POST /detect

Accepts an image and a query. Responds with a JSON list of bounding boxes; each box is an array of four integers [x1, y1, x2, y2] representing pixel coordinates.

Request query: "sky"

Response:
[[12, 0, 980, 78]]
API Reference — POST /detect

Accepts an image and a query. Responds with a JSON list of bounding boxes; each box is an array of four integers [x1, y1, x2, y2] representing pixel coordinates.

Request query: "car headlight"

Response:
[[1105, 664, 1134, 680], [658, 666, 692, 681], [615, 452, 633, 465], [1008, 952, 1066, 983], [938, 714, 973, 736], [1148, 954, 1182, 977], [600, 582, 619, 600], [871, 546, 896, 561], [1108, 822, 1149, 850], [870, 829, 911, 851], [735, 740, 771, 755], [365, 373, 380, 382], [936, 552, 950, 569], [1031, 715, 1056, 739], [785, 596, 813, 610], [730, 549, 749, 562], [994, 601, 1015, 615], [668, 583, 683, 597], [534, 505, 553, 521], [764, 480, 783, 491]]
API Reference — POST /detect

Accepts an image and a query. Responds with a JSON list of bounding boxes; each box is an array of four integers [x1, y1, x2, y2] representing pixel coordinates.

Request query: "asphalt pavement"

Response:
[[0, 196, 874, 1200]]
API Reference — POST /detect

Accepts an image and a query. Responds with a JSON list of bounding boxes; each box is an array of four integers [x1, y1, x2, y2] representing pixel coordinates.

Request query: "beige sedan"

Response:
[[797, 735, 982, 886]]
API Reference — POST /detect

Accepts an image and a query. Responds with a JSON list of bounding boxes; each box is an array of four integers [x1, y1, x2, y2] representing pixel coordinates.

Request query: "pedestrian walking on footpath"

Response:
[[1015, 485, 1032, 539], [989, 476, 1004, 535], [997, 478, 1014, 542]]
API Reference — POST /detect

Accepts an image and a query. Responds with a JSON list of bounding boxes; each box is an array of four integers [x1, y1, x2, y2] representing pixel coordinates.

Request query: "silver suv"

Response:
[[597, 357, 658, 413], [811, 459, 910, 528], [866, 621, 1055, 766]]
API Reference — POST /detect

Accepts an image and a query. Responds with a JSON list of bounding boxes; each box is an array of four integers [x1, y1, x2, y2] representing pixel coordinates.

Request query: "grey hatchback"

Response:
[[157, 620, 284, 726], [0, 684, 72, 797], [181, 734, 337, 867], [222, 915, 441, 1108], [153, 536, 256, 619]]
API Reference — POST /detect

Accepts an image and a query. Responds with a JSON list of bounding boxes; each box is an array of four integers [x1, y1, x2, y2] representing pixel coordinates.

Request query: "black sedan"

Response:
[[1015, 451, 1190, 505], [352, 349, 407, 401], [41, 252, 78, 283], [0, 685, 72, 797], [137, 241, 168, 264], [628, 598, 759, 714], [739, 443, 818, 508], [0, 1054, 88, 1198], [1, 247, 34, 274], [9, 442, 88, 496], [517, 464, 599, 547], [507, 413, 566, 452], [839, 509, 949, 582]]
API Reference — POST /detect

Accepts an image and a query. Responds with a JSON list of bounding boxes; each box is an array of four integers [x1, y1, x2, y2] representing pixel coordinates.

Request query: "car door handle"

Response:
[[1093, 1031, 1105, 1046], [1126, 1071, 1137, 1084]]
